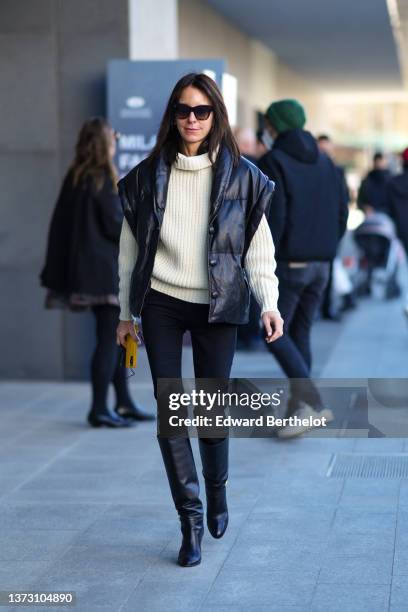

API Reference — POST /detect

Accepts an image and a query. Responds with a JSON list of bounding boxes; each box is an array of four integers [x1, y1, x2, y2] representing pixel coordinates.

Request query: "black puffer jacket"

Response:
[[258, 129, 348, 261], [117, 143, 275, 324]]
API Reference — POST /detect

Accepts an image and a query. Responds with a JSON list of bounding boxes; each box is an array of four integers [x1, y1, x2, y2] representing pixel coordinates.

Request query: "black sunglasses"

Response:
[[174, 103, 214, 121]]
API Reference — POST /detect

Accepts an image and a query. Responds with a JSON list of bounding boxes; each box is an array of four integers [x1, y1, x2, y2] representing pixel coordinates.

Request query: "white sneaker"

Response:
[[277, 403, 334, 439]]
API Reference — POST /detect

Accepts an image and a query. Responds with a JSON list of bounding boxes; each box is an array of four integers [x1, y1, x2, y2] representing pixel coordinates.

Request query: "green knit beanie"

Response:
[[265, 99, 306, 134]]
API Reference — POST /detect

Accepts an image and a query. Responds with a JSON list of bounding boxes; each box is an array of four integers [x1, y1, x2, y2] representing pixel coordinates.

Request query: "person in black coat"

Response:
[[357, 152, 391, 214], [258, 99, 349, 438], [387, 147, 408, 312], [387, 148, 408, 253], [40, 117, 154, 427]]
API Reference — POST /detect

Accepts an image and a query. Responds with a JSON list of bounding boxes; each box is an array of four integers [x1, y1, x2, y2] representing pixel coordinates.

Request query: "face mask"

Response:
[[262, 128, 274, 150]]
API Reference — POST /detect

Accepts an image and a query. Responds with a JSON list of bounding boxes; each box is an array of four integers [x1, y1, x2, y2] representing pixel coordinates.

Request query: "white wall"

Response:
[[128, 0, 178, 60]]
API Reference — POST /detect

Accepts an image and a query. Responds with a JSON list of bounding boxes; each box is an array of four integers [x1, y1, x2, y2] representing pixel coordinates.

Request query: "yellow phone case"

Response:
[[125, 333, 138, 368]]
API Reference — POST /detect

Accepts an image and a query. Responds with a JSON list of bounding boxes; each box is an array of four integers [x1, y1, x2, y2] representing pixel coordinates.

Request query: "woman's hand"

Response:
[[262, 311, 284, 343], [116, 320, 143, 348]]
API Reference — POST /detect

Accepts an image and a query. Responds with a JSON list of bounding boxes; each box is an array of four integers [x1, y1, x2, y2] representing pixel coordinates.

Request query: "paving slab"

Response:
[[1, 292, 407, 611]]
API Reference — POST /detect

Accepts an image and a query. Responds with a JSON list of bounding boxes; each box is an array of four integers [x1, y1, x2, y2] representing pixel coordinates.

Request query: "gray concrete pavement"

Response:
[[0, 293, 408, 611]]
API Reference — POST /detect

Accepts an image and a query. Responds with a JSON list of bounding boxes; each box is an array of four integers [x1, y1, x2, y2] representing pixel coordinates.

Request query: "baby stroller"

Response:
[[353, 212, 402, 299]]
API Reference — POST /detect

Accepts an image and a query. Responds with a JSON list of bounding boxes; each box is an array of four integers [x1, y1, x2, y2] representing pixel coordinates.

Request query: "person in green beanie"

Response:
[[258, 99, 349, 438], [265, 99, 306, 136]]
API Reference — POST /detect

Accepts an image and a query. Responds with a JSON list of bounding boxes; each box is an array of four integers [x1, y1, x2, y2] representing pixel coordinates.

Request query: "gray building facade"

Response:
[[0, 0, 128, 380]]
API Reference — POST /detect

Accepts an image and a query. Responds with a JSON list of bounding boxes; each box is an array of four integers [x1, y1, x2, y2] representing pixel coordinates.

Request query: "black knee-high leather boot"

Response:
[[198, 437, 229, 539], [157, 436, 204, 567]]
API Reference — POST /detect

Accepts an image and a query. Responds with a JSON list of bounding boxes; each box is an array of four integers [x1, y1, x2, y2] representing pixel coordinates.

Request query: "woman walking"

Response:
[[40, 117, 153, 428], [116, 74, 283, 566]]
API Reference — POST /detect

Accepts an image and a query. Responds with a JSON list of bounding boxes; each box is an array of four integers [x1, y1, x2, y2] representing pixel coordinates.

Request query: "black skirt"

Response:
[[44, 289, 120, 312]]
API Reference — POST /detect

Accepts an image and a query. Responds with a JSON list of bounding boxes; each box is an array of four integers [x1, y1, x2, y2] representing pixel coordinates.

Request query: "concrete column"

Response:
[[0, 0, 129, 380], [128, 0, 178, 60]]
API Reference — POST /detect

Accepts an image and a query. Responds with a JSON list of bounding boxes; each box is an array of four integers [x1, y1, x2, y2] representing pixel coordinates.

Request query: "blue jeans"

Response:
[[266, 261, 330, 414]]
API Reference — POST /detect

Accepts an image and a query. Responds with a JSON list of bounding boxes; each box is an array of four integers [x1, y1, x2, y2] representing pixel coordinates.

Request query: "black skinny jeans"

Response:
[[141, 289, 237, 441], [90, 304, 134, 414]]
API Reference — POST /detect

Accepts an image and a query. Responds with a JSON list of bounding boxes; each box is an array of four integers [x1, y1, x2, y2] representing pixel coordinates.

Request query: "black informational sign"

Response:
[[107, 59, 225, 177]]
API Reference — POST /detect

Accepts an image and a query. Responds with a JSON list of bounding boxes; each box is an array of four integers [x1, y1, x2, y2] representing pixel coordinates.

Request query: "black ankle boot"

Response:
[[115, 402, 155, 421], [178, 516, 204, 567], [87, 409, 133, 428], [157, 436, 205, 566], [198, 438, 229, 539]]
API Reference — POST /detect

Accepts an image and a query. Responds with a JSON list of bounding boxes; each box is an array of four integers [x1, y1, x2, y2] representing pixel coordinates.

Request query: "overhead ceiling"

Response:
[[203, 0, 403, 90]]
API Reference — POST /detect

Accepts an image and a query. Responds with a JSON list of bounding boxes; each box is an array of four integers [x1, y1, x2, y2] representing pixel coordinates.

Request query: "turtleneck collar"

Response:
[[174, 151, 212, 171], [174, 144, 220, 171]]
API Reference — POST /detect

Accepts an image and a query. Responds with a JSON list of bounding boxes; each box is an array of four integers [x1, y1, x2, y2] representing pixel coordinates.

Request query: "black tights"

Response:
[[90, 304, 133, 414]]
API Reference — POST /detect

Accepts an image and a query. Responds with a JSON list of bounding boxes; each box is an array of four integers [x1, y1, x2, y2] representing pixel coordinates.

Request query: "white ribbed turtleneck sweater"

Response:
[[118, 151, 279, 320]]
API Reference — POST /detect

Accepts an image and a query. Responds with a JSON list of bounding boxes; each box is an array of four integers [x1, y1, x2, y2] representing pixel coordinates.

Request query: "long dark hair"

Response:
[[147, 73, 240, 167], [70, 117, 118, 191]]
